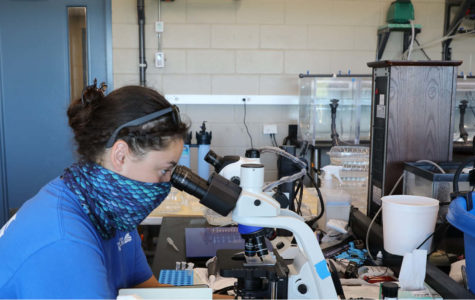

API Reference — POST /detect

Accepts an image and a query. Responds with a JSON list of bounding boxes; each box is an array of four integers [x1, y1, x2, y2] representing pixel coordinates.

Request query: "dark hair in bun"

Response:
[[67, 84, 189, 162]]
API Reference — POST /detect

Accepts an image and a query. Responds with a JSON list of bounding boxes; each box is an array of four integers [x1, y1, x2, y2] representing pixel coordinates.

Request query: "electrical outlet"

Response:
[[155, 52, 165, 68], [155, 21, 164, 33], [263, 124, 278, 135]]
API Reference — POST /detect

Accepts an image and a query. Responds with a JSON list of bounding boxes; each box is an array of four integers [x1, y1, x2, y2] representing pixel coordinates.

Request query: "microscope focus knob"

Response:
[[297, 284, 307, 294]]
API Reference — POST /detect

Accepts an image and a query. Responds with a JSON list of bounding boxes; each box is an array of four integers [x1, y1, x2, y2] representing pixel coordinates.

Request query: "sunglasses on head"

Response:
[[105, 105, 181, 148]]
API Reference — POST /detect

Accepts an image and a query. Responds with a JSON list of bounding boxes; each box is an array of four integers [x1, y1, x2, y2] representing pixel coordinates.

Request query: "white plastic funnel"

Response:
[[382, 195, 439, 256]]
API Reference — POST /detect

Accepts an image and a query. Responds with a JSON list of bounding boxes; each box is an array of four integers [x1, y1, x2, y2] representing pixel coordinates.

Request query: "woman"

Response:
[[0, 83, 188, 298]]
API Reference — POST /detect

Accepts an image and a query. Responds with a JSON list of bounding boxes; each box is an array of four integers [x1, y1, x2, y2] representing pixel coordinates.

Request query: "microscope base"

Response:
[[217, 249, 289, 299]]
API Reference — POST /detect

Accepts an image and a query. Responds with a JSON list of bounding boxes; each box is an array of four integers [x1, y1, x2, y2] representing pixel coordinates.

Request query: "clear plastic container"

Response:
[[453, 77, 475, 143], [188, 197, 205, 213], [328, 146, 369, 169], [328, 146, 369, 185], [298, 76, 372, 144], [327, 145, 369, 214]]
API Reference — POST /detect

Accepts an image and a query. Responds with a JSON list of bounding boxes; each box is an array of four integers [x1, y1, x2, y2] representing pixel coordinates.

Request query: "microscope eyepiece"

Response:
[[204, 150, 222, 169], [171, 165, 241, 216], [171, 165, 208, 200]]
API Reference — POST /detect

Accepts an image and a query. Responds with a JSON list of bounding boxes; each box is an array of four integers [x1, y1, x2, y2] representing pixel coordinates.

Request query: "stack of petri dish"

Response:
[[328, 146, 369, 214]]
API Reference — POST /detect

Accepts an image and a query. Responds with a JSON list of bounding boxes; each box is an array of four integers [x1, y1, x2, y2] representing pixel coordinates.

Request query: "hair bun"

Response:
[[81, 78, 107, 107]]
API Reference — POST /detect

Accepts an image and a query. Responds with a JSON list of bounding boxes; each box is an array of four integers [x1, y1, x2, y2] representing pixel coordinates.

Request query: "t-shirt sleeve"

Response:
[[13, 239, 115, 299], [129, 230, 154, 286]]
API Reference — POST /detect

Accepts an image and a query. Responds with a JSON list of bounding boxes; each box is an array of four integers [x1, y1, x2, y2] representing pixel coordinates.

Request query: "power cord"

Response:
[[414, 38, 431, 60], [406, 20, 415, 60], [272, 133, 278, 147], [269, 133, 278, 147], [242, 99, 254, 149], [269, 134, 275, 147], [293, 179, 304, 215], [306, 171, 325, 227], [403, 18, 473, 58]]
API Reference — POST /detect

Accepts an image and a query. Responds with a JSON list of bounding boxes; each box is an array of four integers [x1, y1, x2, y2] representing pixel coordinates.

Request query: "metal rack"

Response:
[[443, 0, 475, 60], [376, 24, 422, 60]]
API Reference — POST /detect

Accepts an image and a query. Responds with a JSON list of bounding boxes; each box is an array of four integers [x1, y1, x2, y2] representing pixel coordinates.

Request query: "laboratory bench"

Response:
[[146, 210, 475, 299]]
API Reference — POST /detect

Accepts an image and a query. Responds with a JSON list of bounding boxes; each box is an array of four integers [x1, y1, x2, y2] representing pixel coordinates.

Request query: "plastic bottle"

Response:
[[321, 165, 344, 189], [375, 250, 383, 266], [196, 121, 212, 179], [178, 132, 192, 168], [318, 165, 352, 230]]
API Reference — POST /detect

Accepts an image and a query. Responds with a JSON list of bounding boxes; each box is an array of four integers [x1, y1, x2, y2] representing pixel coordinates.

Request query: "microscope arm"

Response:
[[232, 190, 337, 299]]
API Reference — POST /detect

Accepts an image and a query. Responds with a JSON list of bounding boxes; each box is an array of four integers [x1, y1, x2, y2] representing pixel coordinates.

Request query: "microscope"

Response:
[[204, 148, 261, 186], [171, 164, 337, 299]]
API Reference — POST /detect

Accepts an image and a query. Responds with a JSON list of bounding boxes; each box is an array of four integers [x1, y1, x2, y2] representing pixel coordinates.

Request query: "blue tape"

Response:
[[315, 260, 331, 280]]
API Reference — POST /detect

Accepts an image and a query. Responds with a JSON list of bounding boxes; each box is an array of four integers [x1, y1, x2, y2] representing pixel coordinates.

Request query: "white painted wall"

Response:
[[111, 0, 474, 179]]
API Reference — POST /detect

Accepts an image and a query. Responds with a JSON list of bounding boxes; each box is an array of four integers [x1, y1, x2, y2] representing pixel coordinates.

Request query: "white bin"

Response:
[[382, 195, 439, 256]]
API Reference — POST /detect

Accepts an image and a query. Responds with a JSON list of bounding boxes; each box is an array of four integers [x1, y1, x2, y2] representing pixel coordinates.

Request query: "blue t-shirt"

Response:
[[0, 177, 153, 298]]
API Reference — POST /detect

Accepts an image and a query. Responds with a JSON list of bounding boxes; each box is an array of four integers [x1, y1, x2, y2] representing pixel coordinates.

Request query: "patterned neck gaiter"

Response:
[[62, 162, 171, 239]]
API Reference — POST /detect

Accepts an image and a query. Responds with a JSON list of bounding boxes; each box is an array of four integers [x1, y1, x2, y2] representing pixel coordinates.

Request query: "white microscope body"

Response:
[[235, 164, 337, 299], [219, 156, 261, 182]]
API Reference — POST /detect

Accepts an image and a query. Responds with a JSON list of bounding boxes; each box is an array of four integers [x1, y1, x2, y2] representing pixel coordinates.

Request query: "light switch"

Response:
[[155, 21, 164, 33]]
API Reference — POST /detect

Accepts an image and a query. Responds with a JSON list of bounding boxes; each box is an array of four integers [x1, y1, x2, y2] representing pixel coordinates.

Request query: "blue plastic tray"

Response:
[[158, 269, 193, 286]]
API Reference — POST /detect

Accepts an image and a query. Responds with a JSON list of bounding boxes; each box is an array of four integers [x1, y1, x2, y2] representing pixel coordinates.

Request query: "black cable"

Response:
[[290, 179, 301, 213], [243, 99, 254, 149], [306, 171, 325, 227], [296, 179, 304, 215], [414, 38, 431, 60], [269, 134, 276, 147], [272, 133, 278, 147], [328, 260, 346, 299], [416, 222, 453, 257], [453, 157, 475, 193], [271, 133, 278, 147], [415, 226, 439, 250], [213, 286, 234, 295]]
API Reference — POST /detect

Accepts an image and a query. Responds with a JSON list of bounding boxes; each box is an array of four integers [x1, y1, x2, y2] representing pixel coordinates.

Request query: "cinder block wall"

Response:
[[112, 0, 472, 180]]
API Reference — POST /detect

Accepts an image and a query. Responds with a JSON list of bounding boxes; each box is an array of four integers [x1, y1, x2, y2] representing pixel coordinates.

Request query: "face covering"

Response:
[[62, 162, 171, 239]]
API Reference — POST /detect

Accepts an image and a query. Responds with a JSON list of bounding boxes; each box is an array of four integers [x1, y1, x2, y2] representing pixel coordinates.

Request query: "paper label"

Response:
[[372, 185, 382, 205], [376, 105, 386, 119]]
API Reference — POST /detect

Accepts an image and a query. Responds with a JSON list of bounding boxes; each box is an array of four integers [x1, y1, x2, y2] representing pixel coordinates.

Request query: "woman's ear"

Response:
[[109, 140, 129, 172]]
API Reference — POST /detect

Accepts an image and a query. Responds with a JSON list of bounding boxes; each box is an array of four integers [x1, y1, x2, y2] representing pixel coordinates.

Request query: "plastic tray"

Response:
[[158, 269, 194, 286]]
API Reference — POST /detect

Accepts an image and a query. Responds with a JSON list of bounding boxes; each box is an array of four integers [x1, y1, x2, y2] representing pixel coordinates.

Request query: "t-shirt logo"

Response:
[[117, 232, 132, 251], [0, 214, 16, 239]]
